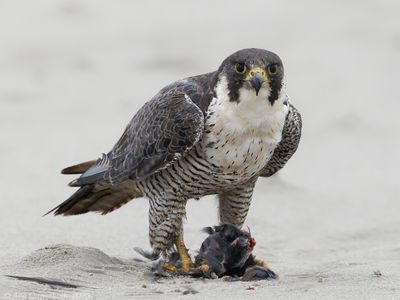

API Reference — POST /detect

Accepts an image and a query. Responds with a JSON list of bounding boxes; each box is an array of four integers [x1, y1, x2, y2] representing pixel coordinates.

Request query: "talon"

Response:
[[163, 262, 177, 273], [198, 263, 209, 273], [254, 258, 270, 269]]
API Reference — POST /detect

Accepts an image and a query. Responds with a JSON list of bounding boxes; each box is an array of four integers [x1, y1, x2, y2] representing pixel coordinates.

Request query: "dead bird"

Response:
[[136, 224, 277, 280], [195, 224, 277, 280]]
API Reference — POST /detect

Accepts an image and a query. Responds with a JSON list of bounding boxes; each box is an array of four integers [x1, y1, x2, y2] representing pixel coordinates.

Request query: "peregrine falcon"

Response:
[[47, 48, 302, 272]]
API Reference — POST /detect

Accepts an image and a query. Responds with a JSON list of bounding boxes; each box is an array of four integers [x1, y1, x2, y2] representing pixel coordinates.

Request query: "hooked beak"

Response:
[[251, 74, 264, 96], [246, 67, 268, 96]]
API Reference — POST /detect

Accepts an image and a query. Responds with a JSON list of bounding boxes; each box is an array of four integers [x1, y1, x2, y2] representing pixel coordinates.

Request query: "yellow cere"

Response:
[[245, 67, 269, 82]]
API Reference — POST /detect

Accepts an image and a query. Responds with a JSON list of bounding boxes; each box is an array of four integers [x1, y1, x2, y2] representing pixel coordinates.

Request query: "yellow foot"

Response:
[[197, 262, 209, 273], [254, 258, 270, 269], [163, 262, 177, 273], [162, 260, 210, 278], [176, 238, 194, 272], [163, 234, 207, 275]]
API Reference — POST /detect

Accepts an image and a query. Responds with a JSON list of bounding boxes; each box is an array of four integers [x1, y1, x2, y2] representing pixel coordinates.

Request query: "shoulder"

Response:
[[169, 72, 217, 114]]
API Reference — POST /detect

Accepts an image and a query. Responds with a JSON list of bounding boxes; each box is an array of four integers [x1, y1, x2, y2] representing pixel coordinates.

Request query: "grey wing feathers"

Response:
[[260, 102, 302, 177], [74, 81, 205, 186]]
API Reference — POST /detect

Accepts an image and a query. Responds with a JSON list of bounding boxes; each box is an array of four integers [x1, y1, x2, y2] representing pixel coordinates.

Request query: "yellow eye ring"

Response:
[[234, 63, 247, 74], [267, 64, 279, 75]]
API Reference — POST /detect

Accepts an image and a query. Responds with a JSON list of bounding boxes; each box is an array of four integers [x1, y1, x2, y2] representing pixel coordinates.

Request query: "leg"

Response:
[[148, 197, 186, 257], [218, 180, 256, 228], [219, 181, 277, 277], [148, 197, 193, 272]]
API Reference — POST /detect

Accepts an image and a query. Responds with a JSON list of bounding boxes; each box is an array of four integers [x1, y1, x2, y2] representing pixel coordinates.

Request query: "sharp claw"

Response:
[[198, 262, 209, 273], [163, 262, 177, 273], [254, 258, 270, 269]]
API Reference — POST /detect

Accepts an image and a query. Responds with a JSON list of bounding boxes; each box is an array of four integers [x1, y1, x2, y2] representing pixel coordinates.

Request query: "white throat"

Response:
[[212, 75, 287, 133]]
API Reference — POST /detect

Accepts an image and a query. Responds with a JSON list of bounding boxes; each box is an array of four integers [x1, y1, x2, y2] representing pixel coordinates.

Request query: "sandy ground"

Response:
[[1, 0, 400, 299]]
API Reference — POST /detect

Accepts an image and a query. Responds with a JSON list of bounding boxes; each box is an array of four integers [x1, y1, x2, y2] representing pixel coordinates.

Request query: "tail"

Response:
[[61, 160, 97, 175], [45, 160, 142, 216]]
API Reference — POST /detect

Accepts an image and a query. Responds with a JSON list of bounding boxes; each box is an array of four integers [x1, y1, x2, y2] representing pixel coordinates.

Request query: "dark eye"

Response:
[[267, 64, 279, 75], [234, 63, 247, 74]]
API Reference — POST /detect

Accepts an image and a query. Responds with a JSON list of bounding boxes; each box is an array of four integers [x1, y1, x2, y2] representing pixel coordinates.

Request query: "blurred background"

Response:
[[0, 0, 400, 295]]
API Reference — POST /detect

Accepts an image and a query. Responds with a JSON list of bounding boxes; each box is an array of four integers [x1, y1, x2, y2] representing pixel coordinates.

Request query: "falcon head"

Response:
[[215, 48, 284, 105]]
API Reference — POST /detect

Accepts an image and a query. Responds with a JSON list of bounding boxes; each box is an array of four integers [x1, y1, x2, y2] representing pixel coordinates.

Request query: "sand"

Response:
[[1, 0, 400, 299]]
